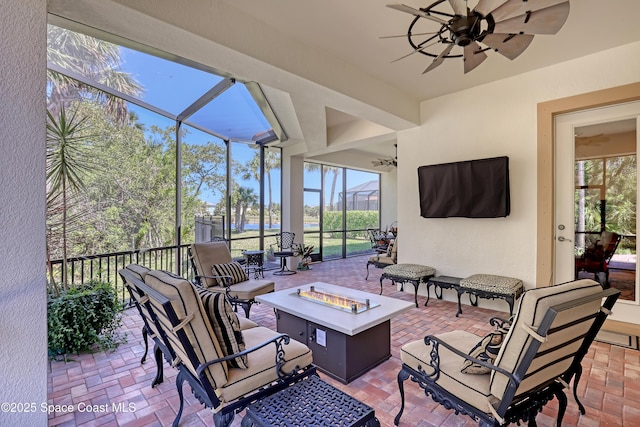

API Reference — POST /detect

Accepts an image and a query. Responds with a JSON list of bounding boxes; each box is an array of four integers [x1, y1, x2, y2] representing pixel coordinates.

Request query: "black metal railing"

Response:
[[48, 244, 193, 306]]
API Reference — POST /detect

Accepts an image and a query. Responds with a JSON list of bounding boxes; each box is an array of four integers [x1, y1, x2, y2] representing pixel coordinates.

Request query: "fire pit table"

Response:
[[256, 282, 413, 383]]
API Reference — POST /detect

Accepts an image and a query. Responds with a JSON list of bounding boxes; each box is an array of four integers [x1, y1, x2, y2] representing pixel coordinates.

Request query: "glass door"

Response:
[[555, 103, 639, 306]]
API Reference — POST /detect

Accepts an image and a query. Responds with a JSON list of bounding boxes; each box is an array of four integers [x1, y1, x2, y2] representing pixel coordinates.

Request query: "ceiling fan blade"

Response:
[[423, 44, 455, 74], [386, 4, 449, 25], [379, 31, 439, 39], [390, 40, 440, 63], [463, 41, 488, 73], [482, 33, 534, 60], [473, 0, 509, 16], [490, 0, 568, 22], [448, 0, 467, 16], [493, 2, 570, 35]]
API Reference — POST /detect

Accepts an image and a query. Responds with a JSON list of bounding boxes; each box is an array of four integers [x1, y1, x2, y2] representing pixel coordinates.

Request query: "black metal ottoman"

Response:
[[380, 263, 435, 307], [458, 274, 524, 317], [242, 374, 380, 427]]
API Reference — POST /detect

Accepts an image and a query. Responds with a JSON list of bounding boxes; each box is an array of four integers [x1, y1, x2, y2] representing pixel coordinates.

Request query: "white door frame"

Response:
[[554, 102, 640, 321]]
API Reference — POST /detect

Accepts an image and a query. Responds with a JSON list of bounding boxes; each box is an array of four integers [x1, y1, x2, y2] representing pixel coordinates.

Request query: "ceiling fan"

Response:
[[372, 144, 398, 167], [385, 0, 571, 74]]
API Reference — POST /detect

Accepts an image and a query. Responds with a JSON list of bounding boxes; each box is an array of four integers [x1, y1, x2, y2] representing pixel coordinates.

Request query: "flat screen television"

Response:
[[418, 156, 510, 218]]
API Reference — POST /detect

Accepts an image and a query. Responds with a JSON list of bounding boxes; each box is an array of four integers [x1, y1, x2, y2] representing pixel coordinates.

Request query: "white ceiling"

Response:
[[49, 0, 640, 170], [219, 0, 640, 102], [212, 0, 640, 169]]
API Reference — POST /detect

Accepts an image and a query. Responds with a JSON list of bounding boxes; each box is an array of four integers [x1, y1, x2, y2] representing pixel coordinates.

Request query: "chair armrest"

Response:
[[195, 333, 297, 380], [489, 317, 512, 328], [422, 335, 517, 385]]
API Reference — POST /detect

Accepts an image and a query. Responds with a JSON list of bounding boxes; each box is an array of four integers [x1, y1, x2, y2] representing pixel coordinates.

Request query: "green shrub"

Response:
[[48, 281, 125, 357], [323, 210, 380, 239]]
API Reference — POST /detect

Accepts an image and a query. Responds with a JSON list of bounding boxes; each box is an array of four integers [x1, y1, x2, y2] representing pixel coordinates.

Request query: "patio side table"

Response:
[[243, 250, 265, 279], [242, 374, 380, 427]]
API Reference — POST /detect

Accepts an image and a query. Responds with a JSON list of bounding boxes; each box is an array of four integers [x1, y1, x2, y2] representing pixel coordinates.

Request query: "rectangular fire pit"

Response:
[[257, 282, 413, 383], [294, 285, 380, 314]]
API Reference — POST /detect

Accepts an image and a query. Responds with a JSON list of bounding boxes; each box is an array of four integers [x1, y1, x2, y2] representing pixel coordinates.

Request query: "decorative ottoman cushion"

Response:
[[460, 274, 523, 296], [383, 263, 436, 280]]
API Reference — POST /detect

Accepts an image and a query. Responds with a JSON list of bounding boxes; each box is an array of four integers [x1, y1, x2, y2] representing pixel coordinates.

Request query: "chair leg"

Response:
[[555, 389, 568, 427], [366, 262, 370, 280], [151, 344, 164, 388], [394, 367, 411, 426], [173, 371, 187, 427], [573, 364, 586, 415], [241, 301, 252, 319], [141, 326, 149, 364], [213, 411, 235, 427], [273, 256, 296, 276]]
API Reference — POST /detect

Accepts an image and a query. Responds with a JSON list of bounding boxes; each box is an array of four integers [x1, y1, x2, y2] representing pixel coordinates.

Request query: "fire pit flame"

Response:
[[294, 286, 379, 314]]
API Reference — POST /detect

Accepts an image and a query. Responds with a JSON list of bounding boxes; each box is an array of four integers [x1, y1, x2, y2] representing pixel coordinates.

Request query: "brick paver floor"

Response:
[[48, 255, 640, 426]]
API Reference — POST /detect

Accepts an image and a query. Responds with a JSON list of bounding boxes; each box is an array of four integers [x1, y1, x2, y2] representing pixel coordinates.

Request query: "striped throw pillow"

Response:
[[461, 323, 510, 374], [196, 288, 248, 369], [211, 261, 248, 287]]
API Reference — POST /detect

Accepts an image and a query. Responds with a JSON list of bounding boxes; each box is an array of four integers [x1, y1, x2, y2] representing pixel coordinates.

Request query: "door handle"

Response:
[[557, 236, 572, 242]]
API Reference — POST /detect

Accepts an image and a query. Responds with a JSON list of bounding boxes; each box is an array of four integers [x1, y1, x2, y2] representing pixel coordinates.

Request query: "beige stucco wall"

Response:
[[397, 40, 640, 313], [0, 0, 48, 424]]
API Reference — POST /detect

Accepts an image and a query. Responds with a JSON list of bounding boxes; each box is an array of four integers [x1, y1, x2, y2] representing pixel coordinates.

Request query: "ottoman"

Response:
[[458, 274, 524, 317], [380, 263, 436, 308]]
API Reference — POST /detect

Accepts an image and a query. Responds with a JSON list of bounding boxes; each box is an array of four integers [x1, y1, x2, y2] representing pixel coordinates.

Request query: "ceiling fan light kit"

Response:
[[386, 0, 570, 74]]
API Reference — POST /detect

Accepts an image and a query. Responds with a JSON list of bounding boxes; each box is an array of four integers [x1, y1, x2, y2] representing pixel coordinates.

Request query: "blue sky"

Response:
[[120, 46, 378, 209]]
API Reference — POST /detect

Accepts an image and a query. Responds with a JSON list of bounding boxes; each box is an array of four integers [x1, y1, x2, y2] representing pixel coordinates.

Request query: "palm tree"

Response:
[[245, 149, 281, 228], [46, 107, 95, 293], [47, 25, 142, 124], [327, 166, 340, 211], [231, 186, 258, 233]]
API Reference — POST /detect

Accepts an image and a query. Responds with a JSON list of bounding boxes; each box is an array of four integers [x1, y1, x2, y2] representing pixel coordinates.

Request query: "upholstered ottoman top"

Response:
[[383, 263, 436, 280], [460, 274, 523, 296]]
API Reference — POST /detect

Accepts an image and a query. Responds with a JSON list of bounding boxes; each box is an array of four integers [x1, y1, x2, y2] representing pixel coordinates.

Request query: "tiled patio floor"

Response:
[[48, 255, 640, 426]]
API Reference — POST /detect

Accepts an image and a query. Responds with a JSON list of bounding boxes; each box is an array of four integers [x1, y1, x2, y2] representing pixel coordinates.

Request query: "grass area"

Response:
[[227, 228, 372, 259]]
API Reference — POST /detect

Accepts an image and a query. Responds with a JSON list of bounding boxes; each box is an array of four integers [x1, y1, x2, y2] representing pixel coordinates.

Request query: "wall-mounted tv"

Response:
[[418, 156, 510, 218]]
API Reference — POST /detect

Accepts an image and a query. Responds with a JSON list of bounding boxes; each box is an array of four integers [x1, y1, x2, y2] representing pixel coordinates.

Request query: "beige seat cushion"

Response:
[[491, 279, 603, 399], [220, 326, 314, 402], [401, 330, 499, 414], [204, 278, 275, 301], [191, 242, 234, 288], [122, 264, 161, 339], [238, 316, 258, 330], [368, 254, 395, 265], [125, 263, 151, 280], [143, 270, 228, 389], [369, 237, 398, 265]]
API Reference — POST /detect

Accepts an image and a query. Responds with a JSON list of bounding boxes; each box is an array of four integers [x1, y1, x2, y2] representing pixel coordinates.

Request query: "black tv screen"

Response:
[[418, 156, 510, 218]]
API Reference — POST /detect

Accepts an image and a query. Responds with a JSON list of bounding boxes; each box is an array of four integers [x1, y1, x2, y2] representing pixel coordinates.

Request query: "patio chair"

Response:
[[365, 236, 398, 280], [189, 241, 274, 318], [119, 264, 260, 388], [271, 231, 296, 275], [575, 231, 621, 287], [119, 267, 314, 427], [119, 264, 167, 387], [394, 279, 620, 427], [367, 228, 389, 253]]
